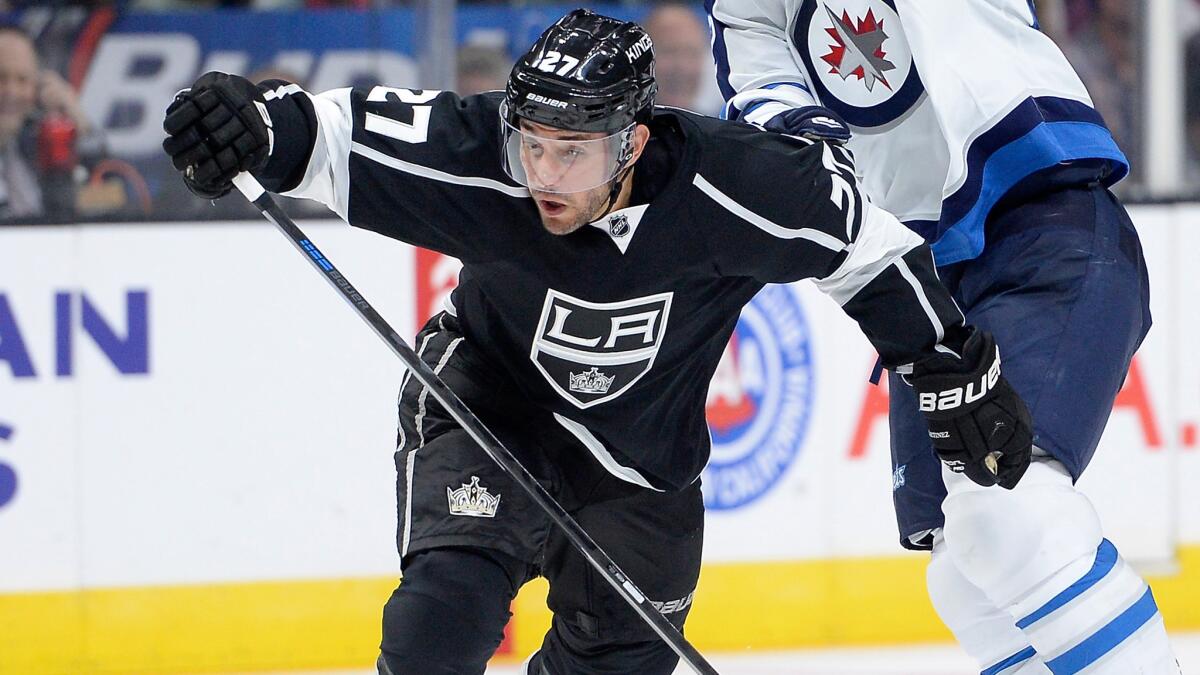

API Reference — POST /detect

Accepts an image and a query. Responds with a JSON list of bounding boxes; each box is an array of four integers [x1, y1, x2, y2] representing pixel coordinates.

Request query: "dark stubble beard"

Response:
[[542, 182, 616, 235]]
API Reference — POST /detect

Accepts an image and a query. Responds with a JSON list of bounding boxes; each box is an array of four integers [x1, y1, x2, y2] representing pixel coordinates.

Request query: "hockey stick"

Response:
[[232, 174, 719, 675]]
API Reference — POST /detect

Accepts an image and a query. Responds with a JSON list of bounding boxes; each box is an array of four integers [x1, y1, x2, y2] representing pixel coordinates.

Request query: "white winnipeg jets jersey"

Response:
[[707, 0, 1129, 265]]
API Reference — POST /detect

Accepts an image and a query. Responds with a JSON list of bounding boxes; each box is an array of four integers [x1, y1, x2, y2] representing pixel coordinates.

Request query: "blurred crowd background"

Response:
[[0, 0, 1197, 225]]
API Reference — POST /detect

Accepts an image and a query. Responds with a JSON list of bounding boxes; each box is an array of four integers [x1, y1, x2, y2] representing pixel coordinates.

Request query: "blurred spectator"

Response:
[[0, 25, 105, 222], [1186, 31, 1200, 183], [643, 1, 722, 115], [1059, 0, 1142, 175], [1032, 0, 1069, 42], [457, 43, 510, 95]]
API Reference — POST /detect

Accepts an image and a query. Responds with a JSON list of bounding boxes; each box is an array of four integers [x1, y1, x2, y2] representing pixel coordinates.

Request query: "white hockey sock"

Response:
[[1008, 538, 1177, 674], [942, 461, 1179, 675]]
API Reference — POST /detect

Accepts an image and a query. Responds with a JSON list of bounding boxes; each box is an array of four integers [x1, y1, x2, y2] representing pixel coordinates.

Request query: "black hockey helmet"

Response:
[[504, 8, 657, 133]]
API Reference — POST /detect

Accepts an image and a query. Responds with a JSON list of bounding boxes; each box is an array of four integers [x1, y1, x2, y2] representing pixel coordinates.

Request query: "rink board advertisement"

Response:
[[0, 206, 1197, 672]]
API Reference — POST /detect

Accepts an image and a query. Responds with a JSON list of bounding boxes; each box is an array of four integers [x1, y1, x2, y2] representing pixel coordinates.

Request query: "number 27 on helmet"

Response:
[[500, 8, 658, 195]]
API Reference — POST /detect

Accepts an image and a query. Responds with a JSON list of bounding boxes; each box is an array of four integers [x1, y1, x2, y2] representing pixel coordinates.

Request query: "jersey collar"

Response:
[[586, 204, 649, 255]]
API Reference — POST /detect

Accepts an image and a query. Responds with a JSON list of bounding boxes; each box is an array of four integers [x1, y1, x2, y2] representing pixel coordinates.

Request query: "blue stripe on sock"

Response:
[[1017, 539, 1118, 629], [982, 646, 1038, 675], [1044, 587, 1159, 674]]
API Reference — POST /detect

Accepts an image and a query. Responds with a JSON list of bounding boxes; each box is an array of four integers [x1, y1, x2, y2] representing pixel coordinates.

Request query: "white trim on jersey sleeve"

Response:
[[813, 201, 923, 305], [894, 256, 948, 348], [815, 201, 962, 356], [280, 87, 353, 221], [350, 142, 531, 199], [552, 413, 664, 492], [692, 173, 846, 251], [262, 83, 303, 101]]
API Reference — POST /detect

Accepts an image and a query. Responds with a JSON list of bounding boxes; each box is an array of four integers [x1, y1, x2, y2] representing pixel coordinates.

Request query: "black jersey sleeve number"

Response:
[[363, 86, 441, 144]]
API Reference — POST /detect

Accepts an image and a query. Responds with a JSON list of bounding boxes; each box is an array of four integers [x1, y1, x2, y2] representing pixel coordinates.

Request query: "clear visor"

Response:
[[500, 102, 634, 195]]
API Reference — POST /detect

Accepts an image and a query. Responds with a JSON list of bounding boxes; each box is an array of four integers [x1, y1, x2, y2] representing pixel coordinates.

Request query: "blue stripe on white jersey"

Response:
[[922, 96, 1128, 266]]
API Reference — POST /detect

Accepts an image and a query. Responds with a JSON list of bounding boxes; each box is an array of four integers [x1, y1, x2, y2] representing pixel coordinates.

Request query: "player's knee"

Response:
[[941, 461, 1102, 606], [927, 540, 991, 641], [928, 535, 1053, 672], [379, 547, 526, 674]]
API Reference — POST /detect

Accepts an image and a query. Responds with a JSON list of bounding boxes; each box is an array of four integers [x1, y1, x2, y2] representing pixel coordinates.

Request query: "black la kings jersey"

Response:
[[254, 82, 964, 492]]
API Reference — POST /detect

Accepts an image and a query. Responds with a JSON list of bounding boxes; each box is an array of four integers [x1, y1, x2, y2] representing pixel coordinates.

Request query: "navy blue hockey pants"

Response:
[[888, 185, 1152, 549]]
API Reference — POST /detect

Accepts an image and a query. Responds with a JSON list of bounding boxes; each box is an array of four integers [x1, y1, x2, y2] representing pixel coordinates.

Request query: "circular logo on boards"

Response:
[[702, 286, 814, 510], [791, 0, 924, 128]]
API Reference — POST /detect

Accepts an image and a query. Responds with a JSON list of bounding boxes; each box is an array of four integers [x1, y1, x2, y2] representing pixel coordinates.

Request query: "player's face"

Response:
[[516, 121, 613, 234], [515, 120, 650, 235], [0, 33, 38, 145]]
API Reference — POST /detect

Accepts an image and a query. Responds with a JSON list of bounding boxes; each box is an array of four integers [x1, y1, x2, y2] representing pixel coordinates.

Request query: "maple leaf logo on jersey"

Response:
[[820, 5, 896, 92]]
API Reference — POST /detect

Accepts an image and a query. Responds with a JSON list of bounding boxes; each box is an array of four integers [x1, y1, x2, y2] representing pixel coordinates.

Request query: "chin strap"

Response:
[[597, 164, 635, 220], [595, 126, 639, 220]]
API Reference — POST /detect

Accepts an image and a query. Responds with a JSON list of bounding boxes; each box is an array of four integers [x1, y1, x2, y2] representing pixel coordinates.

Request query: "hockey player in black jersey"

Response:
[[163, 9, 1034, 675]]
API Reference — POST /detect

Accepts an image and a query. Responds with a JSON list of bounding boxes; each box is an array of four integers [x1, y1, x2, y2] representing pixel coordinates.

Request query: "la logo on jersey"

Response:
[[531, 289, 673, 408], [792, 0, 924, 128], [701, 286, 814, 510]]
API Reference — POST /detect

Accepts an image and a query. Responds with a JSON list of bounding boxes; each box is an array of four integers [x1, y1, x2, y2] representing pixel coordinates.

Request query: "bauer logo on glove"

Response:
[[918, 347, 1002, 412], [906, 328, 1033, 489]]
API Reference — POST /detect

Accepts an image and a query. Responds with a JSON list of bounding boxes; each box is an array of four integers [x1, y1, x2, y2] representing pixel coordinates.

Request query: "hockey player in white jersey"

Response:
[[707, 1, 1178, 673]]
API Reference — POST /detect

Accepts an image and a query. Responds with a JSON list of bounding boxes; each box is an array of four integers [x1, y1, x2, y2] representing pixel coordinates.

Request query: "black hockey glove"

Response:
[[162, 71, 271, 199], [764, 105, 852, 144], [907, 328, 1033, 489]]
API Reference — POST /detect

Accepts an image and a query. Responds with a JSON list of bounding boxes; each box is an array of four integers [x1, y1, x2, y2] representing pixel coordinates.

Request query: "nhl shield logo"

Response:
[[531, 288, 673, 408], [702, 285, 814, 510], [791, 0, 924, 128], [608, 214, 630, 237]]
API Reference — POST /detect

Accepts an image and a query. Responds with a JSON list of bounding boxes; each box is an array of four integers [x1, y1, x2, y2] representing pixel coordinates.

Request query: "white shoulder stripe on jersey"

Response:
[[552, 413, 664, 492], [351, 141, 531, 199], [692, 173, 845, 251]]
